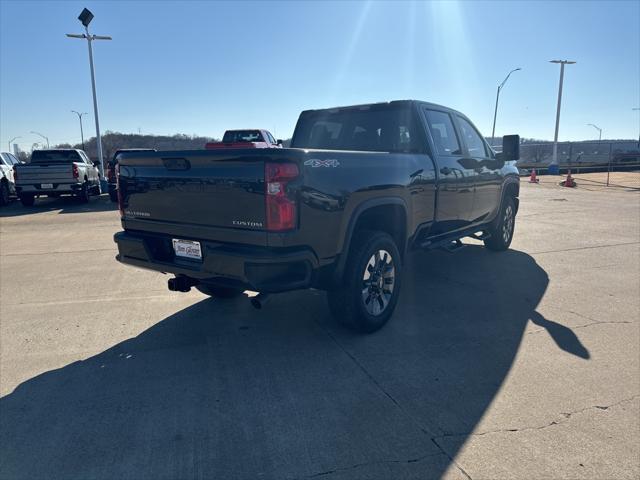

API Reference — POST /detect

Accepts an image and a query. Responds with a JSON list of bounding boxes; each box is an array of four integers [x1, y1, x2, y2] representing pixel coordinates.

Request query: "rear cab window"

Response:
[[291, 103, 425, 153], [223, 130, 265, 143], [30, 150, 82, 164]]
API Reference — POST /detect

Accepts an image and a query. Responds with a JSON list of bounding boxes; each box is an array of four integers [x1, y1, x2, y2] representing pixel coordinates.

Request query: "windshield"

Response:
[[291, 105, 424, 153], [222, 130, 265, 143], [30, 150, 81, 163]]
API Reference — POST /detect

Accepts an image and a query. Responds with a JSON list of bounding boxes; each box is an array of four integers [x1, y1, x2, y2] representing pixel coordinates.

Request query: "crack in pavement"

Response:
[[296, 452, 445, 479], [433, 394, 640, 439], [1, 248, 116, 257], [529, 241, 639, 255], [527, 319, 633, 336], [314, 321, 472, 480]]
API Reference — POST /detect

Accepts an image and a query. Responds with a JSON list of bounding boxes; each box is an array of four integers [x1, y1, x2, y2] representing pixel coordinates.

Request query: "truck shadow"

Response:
[[0, 195, 117, 217], [0, 247, 588, 479]]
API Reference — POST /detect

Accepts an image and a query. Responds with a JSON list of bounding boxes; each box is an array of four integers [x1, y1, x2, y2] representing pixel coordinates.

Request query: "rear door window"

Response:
[[423, 109, 461, 156]]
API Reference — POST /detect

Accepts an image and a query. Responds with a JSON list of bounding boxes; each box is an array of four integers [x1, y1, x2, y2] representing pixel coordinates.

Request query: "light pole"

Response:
[[550, 60, 576, 171], [71, 110, 87, 150], [66, 8, 111, 191], [8, 136, 21, 151], [587, 123, 602, 141], [633, 108, 640, 148], [491, 67, 521, 144], [30, 131, 49, 148]]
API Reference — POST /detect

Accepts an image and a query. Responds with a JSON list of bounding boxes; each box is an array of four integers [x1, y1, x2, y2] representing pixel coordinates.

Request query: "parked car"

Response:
[[114, 100, 520, 333], [0, 151, 21, 205], [205, 129, 282, 149], [14, 149, 101, 206], [107, 149, 156, 203]]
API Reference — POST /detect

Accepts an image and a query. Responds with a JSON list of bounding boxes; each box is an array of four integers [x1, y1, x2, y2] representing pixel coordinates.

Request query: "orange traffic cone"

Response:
[[529, 169, 539, 183], [560, 170, 576, 188]]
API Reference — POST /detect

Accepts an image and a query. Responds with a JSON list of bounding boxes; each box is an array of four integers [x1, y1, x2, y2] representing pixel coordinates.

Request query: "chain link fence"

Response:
[[516, 140, 640, 190]]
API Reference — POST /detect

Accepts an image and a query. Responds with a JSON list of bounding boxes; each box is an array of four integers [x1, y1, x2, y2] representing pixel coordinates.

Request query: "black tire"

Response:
[[109, 190, 118, 203], [79, 181, 90, 203], [484, 195, 516, 251], [0, 181, 10, 206], [327, 230, 402, 333], [196, 284, 244, 298], [19, 194, 35, 207]]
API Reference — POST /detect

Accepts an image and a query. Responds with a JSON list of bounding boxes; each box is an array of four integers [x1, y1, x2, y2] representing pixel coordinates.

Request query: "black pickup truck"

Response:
[[114, 100, 520, 332]]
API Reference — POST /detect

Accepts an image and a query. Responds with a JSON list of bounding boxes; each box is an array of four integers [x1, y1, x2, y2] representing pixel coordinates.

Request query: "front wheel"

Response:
[[484, 195, 516, 251], [328, 230, 402, 333], [196, 284, 245, 299]]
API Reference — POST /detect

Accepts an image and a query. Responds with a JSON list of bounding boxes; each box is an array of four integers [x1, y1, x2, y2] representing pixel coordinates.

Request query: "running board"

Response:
[[419, 230, 491, 252], [468, 231, 491, 241], [444, 239, 465, 253]]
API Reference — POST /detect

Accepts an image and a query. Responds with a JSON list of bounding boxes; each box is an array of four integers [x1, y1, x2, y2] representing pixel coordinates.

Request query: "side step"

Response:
[[468, 231, 491, 241], [444, 239, 465, 253], [419, 230, 491, 253]]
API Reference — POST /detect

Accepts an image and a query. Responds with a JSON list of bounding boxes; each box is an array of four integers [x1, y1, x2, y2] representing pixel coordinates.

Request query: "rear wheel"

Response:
[[328, 230, 402, 333], [19, 194, 35, 207], [484, 195, 516, 251], [79, 181, 90, 203], [0, 181, 10, 206], [196, 284, 245, 299]]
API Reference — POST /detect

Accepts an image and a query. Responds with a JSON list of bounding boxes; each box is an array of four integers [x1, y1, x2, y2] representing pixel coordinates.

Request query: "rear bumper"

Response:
[[16, 182, 83, 195], [114, 230, 318, 293]]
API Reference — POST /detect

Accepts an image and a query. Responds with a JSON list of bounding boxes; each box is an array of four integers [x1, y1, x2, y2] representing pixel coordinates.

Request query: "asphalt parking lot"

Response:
[[1, 183, 638, 480]]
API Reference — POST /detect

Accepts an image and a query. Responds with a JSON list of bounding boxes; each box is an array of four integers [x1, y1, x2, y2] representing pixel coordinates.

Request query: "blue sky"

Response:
[[1, 0, 639, 152]]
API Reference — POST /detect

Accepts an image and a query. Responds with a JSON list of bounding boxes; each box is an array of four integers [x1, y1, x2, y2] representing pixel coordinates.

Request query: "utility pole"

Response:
[[550, 60, 576, 171], [71, 111, 87, 150], [491, 68, 521, 145], [66, 8, 111, 191]]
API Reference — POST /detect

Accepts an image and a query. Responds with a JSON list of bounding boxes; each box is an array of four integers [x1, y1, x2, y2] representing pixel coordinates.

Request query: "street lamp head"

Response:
[[78, 8, 94, 27]]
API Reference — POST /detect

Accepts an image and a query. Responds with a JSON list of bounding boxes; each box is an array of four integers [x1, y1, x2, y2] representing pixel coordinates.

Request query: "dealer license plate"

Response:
[[172, 239, 202, 260], [41, 183, 53, 189]]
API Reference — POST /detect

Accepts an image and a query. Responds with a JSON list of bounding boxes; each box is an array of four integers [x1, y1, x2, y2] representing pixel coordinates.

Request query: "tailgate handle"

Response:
[[162, 157, 191, 170]]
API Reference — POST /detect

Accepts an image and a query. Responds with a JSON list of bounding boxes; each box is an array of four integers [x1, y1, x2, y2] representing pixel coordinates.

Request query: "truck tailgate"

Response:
[[118, 151, 272, 242], [16, 165, 74, 184]]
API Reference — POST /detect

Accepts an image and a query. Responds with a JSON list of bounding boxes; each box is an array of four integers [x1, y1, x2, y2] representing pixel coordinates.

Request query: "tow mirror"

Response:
[[277, 139, 283, 146], [500, 135, 520, 161]]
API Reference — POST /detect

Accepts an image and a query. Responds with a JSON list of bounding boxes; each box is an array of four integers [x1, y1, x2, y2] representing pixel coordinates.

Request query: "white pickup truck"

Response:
[[14, 149, 101, 206]]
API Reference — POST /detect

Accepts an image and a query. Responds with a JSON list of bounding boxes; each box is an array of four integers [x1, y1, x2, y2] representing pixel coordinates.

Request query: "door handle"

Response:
[[440, 167, 452, 175]]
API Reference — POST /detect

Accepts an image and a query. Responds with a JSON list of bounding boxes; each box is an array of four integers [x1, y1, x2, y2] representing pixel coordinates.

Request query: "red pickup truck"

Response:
[[205, 129, 282, 149]]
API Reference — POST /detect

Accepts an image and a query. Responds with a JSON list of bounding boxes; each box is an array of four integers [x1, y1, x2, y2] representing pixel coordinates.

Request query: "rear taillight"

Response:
[[72, 163, 79, 179], [107, 165, 115, 182], [12, 166, 17, 181], [265, 162, 299, 231], [116, 163, 124, 217]]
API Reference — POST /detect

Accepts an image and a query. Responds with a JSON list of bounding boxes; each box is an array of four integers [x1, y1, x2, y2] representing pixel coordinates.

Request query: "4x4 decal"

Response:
[[304, 159, 340, 168]]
